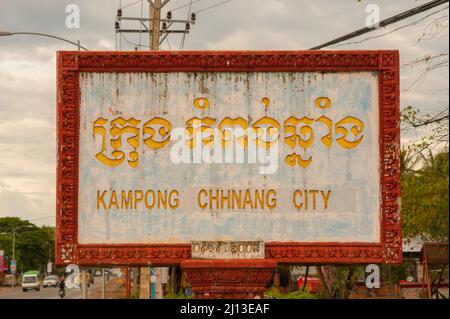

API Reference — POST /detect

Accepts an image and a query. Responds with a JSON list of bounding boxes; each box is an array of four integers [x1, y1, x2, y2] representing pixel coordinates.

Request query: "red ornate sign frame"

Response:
[[56, 50, 401, 267]]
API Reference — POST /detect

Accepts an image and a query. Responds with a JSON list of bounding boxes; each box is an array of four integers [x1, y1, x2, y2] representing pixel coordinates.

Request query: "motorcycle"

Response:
[[59, 287, 66, 299]]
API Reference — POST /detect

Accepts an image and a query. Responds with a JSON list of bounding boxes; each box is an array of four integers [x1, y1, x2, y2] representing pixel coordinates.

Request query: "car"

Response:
[[43, 275, 58, 288], [22, 271, 41, 292], [93, 269, 103, 277], [2, 274, 17, 287]]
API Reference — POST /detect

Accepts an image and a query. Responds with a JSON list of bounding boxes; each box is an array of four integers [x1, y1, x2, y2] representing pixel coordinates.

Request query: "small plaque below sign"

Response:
[[191, 241, 265, 259]]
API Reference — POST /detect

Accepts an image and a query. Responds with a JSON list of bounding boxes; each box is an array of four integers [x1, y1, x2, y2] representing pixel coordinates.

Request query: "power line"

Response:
[[331, 6, 448, 48], [401, 53, 449, 68], [121, 0, 143, 9], [195, 0, 233, 14], [309, 0, 449, 50], [120, 32, 150, 48], [29, 216, 54, 221], [170, 0, 203, 12], [119, 0, 122, 50], [166, 35, 172, 50], [180, 0, 193, 50], [0, 216, 55, 227], [139, 0, 144, 49]]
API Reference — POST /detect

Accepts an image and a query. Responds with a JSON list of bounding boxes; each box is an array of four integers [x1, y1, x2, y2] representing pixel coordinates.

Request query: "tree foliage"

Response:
[[0, 217, 55, 273], [264, 286, 318, 299], [401, 148, 449, 240], [401, 105, 449, 154], [323, 265, 365, 299]]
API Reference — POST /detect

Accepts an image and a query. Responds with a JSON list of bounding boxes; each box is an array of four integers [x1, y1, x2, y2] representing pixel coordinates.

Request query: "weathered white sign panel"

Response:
[[77, 71, 379, 244]]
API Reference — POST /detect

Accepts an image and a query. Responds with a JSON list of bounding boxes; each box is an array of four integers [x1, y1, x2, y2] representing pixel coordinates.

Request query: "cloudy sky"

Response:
[[0, 0, 448, 226]]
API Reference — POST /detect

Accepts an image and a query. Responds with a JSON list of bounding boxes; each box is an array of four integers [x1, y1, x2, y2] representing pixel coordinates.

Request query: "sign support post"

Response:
[[81, 269, 88, 299], [125, 267, 131, 298], [150, 267, 156, 299], [139, 267, 151, 299], [181, 259, 277, 299], [102, 268, 105, 299]]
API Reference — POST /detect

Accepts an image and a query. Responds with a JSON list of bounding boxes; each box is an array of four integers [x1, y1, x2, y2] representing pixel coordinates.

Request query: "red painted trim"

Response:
[[399, 281, 449, 288], [181, 259, 277, 269], [181, 258, 276, 299], [55, 50, 401, 267]]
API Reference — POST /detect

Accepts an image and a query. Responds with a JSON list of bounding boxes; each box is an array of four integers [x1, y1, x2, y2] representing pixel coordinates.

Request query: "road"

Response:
[[0, 283, 98, 299]]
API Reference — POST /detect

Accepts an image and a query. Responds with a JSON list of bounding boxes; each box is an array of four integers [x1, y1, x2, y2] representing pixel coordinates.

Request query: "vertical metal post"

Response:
[[102, 268, 105, 299], [422, 261, 426, 298], [81, 269, 88, 299], [426, 261, 432, 299], [388, 265, 392, 295], [155, 267, 166, 299], [139, 267, 150, 299], [125, 267, 131, 298], [150, 266, 155, 299], [12, 230, 15, 261]]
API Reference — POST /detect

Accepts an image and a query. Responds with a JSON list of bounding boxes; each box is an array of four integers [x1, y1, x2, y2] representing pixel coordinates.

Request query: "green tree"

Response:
[[401, 148, 449, 240], [0, 217, 55, 273]]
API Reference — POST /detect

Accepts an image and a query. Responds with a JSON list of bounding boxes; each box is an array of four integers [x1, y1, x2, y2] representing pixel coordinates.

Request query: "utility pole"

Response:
[[114, 0, 195, 300], [12, 225, 32, 261], [150, 0, 161, 50], [12, 230, 16, 261], [115, 0, 195, 50]]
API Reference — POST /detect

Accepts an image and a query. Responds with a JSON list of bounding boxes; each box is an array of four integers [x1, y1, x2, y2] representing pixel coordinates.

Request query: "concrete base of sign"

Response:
[[181, 259, 277, 299]]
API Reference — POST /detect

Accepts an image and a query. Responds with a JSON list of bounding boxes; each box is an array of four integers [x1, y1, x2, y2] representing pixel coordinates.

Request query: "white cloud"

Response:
[[97, 38, 115, 50], [0, 0, 448, 225], [253, 0, 289, 18]]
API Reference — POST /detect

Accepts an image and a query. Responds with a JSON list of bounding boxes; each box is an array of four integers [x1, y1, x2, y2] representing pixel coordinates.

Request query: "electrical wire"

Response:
[[330, 6, 449, 48], [0, 216, 55, 230], [120, 33, 150, 48], [309, 0, 450, 49], [139, 0, 143, 50], [169, 0, 203, 12], [119, 0, 122, 50], [180, 0, 193, 50], [195, 0, 233, 14], [29, 216, 55, 222], [166, 35, 172, 50], [121, 0, 143, 9], [401, 53, 449, 68]]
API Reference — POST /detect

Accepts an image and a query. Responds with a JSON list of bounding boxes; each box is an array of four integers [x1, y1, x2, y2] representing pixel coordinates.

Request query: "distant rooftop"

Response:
[[402, 237, 424, 253]]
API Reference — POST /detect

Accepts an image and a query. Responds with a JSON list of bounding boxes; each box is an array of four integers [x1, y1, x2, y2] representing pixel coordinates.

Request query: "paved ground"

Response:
[[0, 283, 98, 299]]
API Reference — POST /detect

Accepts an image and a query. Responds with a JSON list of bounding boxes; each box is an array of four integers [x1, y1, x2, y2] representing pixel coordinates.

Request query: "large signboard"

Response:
[[56, 51, 401, 266]]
